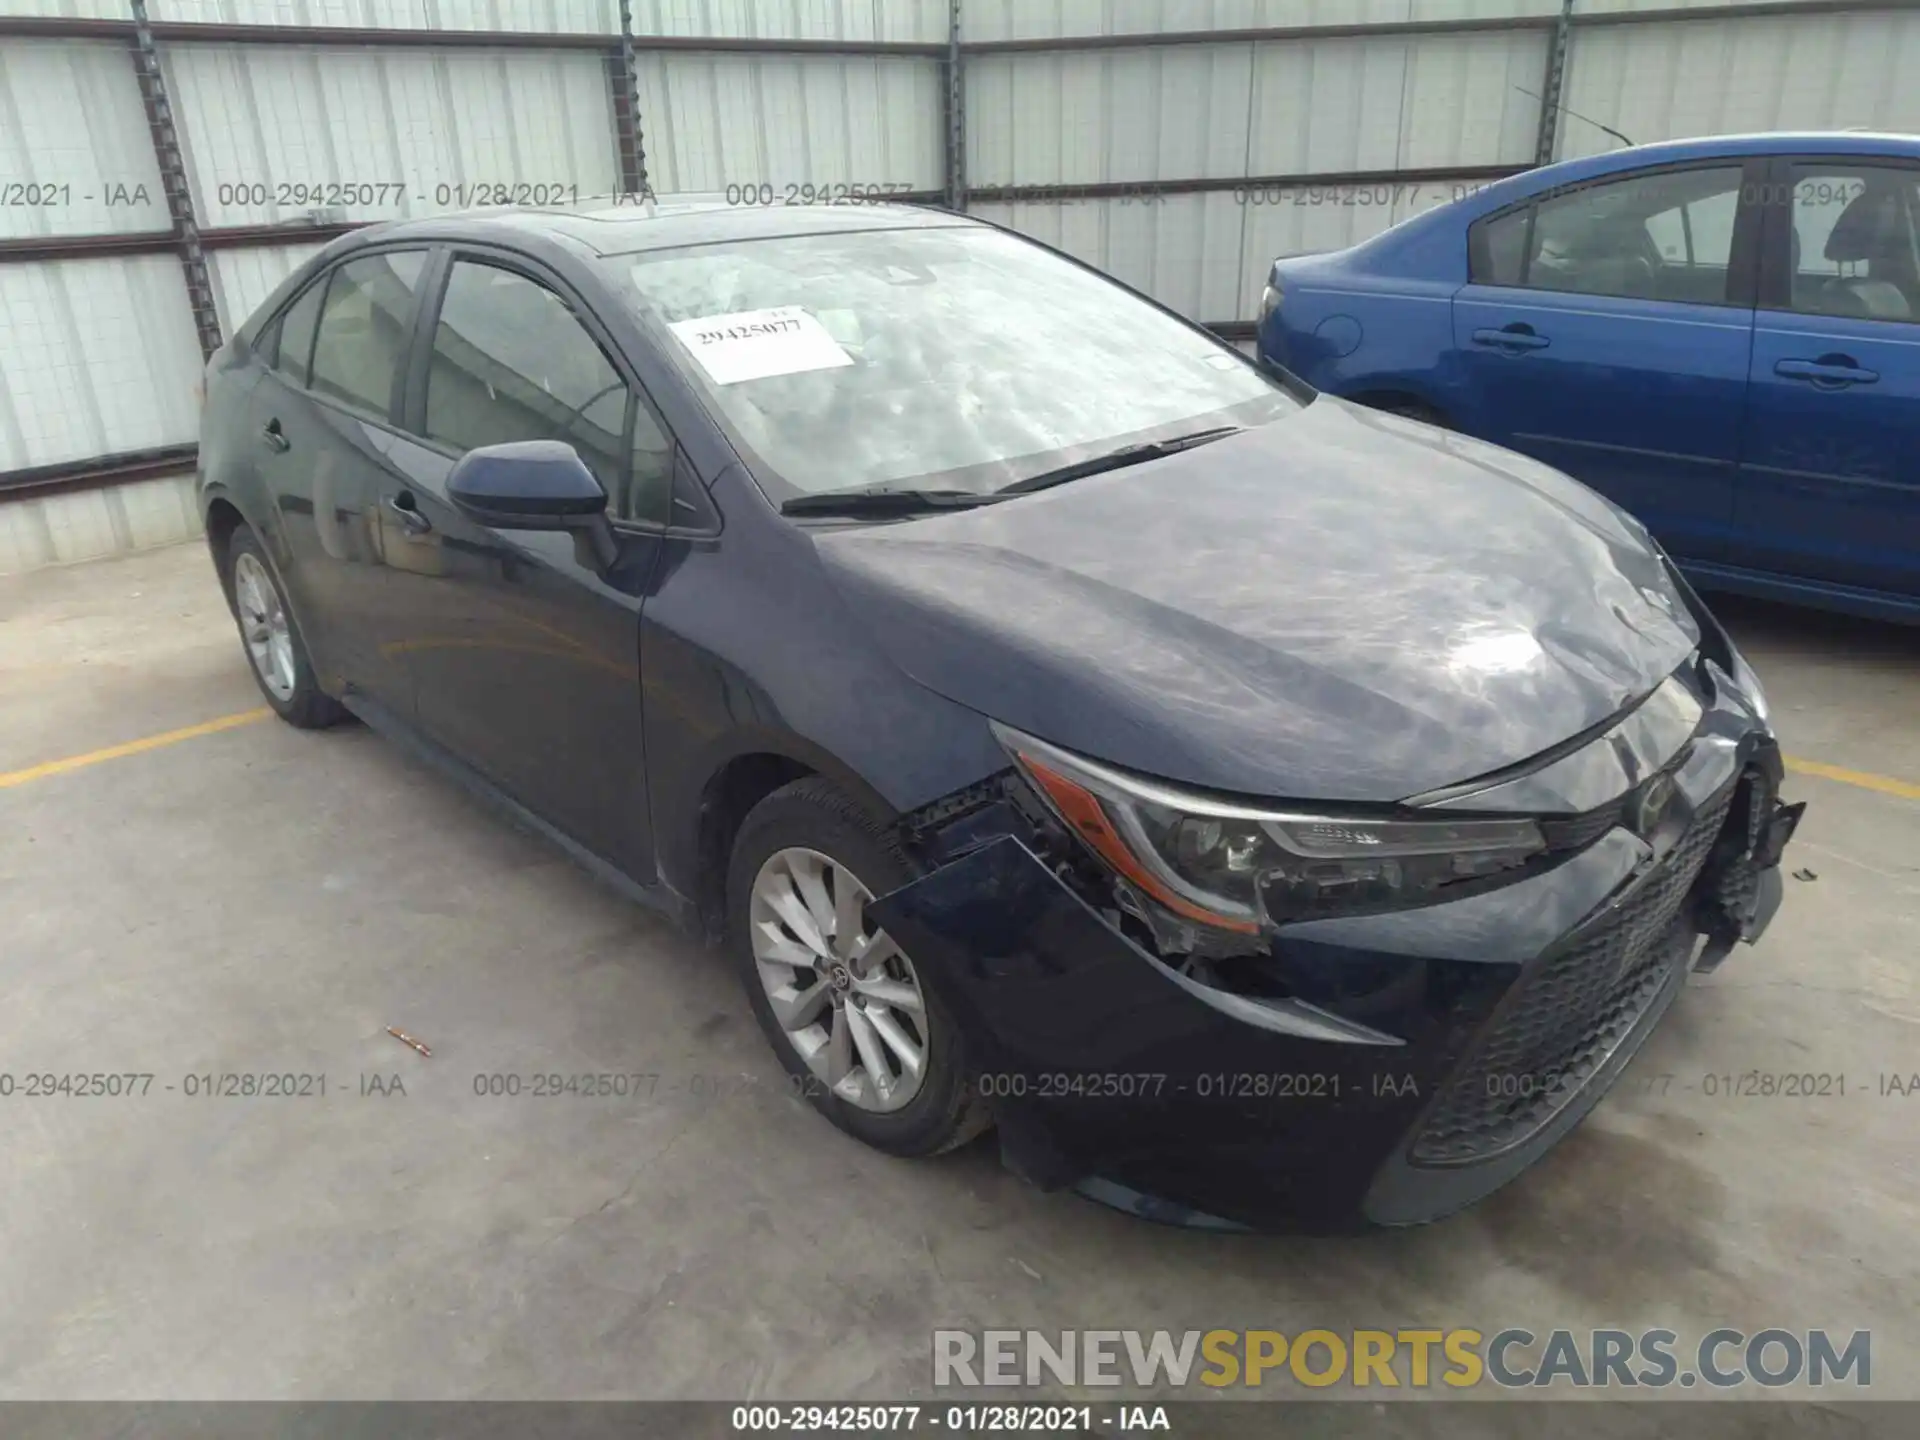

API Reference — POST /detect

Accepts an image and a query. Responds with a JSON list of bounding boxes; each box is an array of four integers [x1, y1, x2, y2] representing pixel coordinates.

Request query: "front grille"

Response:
[[1409, 783, 1735, 1166]]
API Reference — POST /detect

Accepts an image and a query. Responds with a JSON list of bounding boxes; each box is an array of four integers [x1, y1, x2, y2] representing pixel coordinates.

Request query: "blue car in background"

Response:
[[1258, 132, 1920, 623]]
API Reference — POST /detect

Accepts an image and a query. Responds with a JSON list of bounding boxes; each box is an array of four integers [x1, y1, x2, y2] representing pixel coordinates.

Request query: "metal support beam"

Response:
[[609, 3, 651, 200], [0, 443, 199, 501], [944, 0, 966, 212], [129, 0, 222, 361], [1534, 0, 1575, 167]]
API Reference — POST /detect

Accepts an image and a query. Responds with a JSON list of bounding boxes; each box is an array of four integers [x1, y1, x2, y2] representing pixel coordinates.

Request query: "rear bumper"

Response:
[[871, 685, 1798, 1233]]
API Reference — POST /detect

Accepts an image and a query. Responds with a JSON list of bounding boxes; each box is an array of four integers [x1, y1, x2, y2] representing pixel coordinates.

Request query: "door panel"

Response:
[[247, 248, 430, 709], [383, 255, 672, 880], [245, 377, 410, 703], [1734, 160, 1920, 597], [384, 433, 659, 880], [1454, 163, 1760, 561]]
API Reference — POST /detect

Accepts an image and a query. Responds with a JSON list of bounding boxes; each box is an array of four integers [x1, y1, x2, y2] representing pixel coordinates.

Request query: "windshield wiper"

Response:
[[995, 426, 1243, 497], [780, 487, 1001, 518]]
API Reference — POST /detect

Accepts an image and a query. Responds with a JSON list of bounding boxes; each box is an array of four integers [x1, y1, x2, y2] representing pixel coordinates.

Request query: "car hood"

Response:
[[813, 398, 1700, 805]]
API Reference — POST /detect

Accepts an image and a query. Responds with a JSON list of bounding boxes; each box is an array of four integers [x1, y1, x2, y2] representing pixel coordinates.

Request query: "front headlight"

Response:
[[996, 724, 1544, 934]]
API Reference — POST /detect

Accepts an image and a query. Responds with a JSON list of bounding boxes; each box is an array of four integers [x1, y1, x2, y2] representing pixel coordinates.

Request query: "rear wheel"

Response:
[[225, 525, 346, 729], [726, 778, 990, 1157]]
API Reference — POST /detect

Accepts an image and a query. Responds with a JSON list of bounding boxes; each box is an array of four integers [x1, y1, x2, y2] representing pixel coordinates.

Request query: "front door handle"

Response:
[[385, 493, 432, 538], [260, 418, 291, 453], [1472, 325, 1550, 352], [1774, 356, 1878, 387]]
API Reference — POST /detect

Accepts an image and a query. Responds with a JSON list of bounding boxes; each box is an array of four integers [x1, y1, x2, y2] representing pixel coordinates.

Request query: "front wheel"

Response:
[[726, 777, 990, 1158], [225, 525, 347, 729]]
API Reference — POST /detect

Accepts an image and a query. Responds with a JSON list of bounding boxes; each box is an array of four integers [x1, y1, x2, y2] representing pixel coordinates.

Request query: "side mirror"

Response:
[[445, 440, 618, 570]]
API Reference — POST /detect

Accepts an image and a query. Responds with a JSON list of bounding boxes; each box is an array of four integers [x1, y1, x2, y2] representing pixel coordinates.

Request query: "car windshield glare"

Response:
[[618, 225, 1301, 500]]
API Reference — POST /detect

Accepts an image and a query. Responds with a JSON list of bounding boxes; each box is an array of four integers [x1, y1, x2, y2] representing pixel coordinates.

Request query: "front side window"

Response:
[[423, 261, 641, 509], [309, 250, 427, 416], [1784, 163, 1920, 323], [616, 225, 1300, 501], [1471, 166, 1746, 304]]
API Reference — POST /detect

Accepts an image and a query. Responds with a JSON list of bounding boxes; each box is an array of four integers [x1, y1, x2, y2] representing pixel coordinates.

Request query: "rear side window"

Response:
[[1472, 206, 1531, 286], [309, 250, 427, 417], [423, 260, 636, 508], [1470, 166, 1746, 304], [268, 280, 325, 387], [1783, 163, 1920, 323]]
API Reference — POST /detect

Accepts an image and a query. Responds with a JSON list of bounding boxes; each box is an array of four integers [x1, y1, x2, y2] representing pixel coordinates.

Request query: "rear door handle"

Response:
[[385, 493, 432, 538], [1472, 326, 1550, 352], [260, 419, 291, 453], [1774, 357, 1878, 386]]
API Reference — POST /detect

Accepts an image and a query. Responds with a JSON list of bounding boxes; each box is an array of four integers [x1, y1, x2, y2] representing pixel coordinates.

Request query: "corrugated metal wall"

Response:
[[632, 51, 943, 193], [968, 27, 1548, 321], [1556, 7, 1920, 159], [5, 0, 1920, 574]]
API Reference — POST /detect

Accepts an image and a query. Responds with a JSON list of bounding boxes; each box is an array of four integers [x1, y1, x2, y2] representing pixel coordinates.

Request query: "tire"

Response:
[[726, 777, 990, 1158], [224, 524, 348, 730]]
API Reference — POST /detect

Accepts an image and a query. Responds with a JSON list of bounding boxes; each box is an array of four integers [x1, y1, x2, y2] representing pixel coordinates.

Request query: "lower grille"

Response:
[[1409, 783, 1735, 1166]]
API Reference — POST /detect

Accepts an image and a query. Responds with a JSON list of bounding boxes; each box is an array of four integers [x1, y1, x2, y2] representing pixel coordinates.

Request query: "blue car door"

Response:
[[1451, 161, 1765, 562], [1733, 156, 1920, 602]]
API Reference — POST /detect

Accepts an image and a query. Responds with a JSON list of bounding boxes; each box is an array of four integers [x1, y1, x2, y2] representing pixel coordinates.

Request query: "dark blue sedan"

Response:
[[1259, 132, 1920, 623], [198, 198, 1800, 1230]]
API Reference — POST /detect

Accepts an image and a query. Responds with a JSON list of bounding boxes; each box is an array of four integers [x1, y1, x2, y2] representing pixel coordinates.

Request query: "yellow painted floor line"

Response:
[[0, 708, 271, 790], [1784, 755, 1920, 804]]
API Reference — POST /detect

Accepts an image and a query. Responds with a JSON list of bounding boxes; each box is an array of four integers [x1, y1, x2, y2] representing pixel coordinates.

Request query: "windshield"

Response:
[[618, 224, 1303, 500]]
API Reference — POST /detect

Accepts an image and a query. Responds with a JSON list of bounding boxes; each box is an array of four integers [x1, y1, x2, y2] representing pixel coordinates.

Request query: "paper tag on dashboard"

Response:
[[668, 306, 854, 385]]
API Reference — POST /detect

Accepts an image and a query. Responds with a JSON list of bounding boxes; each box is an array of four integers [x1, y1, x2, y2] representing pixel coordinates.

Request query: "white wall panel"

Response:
[[967, 47, 1256, 187], [0, 0, 128, 16], [0, 41, 171, 238], [976, 193, 1251, 323], [1577, 0, 1824, 12], [209, 241, 330, 329], [971, 31, 1542, 189], [963, 0, 1560, 43], [148, 0, 619, 33], [0, 257, 202, 472], [1557, 10, 1920, 160], [1246, 30, 1543, 174], [0, 475, 200, 576], [166, 45, 619, 227], [982, 171, 1501, 326], [633, 53, 941, 192], [630, 0, 945, 42]]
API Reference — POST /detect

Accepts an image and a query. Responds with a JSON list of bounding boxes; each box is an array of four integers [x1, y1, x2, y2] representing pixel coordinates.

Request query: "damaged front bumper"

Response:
[[869, 661, 1802, 1232]]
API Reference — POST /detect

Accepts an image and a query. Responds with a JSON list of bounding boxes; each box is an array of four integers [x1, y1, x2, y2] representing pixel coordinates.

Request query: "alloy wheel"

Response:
[[749, 846, 930, 1113], [233, 551, 296, 702]]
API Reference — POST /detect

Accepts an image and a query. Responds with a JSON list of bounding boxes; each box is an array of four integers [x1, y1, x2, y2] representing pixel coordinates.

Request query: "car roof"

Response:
[[1534, 130, 1920, 184], [358, 193, 981, 258]]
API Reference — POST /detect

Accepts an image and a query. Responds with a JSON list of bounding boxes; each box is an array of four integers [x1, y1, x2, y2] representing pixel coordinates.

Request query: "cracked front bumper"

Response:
[[869, 676, 1799, 1232]]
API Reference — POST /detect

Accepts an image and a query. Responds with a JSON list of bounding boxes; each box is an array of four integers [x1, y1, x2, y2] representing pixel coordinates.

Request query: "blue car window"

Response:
[[1472, 166, 1745, 306], [1786, 165, 1920, 323]]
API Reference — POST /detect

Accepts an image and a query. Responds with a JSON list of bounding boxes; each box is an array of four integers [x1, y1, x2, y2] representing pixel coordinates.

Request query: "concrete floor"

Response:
[[1, 541, 1916, 1404]]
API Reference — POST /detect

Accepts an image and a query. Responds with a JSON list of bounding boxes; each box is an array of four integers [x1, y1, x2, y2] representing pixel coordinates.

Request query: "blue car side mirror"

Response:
[[445, 440, 618, 571]]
